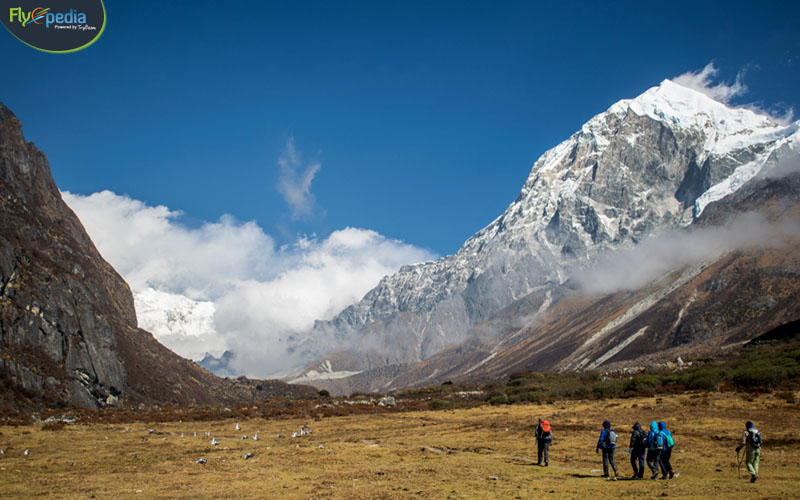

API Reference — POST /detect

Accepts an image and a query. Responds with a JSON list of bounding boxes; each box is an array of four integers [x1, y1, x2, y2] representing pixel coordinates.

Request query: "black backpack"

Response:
[[748, 429, 762, 449], [633, 430, 647, 448]]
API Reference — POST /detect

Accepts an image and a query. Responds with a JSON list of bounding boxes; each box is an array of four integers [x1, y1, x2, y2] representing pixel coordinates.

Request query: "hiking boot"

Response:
[[751, 475, 757, 483], [545, 462, 549, 467], [612, 477, 617, 481], [651, 473, 658, 480], [660, 475, 668, 480], [669, 471, 674, 479]]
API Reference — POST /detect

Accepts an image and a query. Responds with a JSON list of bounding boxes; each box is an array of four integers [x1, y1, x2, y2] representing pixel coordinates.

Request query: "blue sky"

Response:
[[4, 1, 800, 371], [2, 1, 799, 254]]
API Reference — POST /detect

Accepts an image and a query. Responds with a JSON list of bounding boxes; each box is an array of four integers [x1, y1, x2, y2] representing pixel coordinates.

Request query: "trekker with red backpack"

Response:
[[535, 417, 553, 466]]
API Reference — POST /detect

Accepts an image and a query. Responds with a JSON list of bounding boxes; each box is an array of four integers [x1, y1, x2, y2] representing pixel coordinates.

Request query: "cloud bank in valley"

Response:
[[62, 190, 436, 376], [576, 211, 800, 295]]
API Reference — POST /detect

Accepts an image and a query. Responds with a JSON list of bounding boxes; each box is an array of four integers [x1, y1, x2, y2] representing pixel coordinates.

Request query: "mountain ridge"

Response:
[[291, 79, 799, 386]]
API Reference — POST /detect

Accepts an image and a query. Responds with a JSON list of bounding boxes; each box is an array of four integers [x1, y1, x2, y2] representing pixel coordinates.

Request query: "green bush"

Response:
[[488, 394, 510, 405], [684, 369, 721, 391], [732, 364, 787, 390], [317, 390, 330, 398], [428, 398, 453, 410], [626, 374, 661, 393], [591, 379, 626, 398]]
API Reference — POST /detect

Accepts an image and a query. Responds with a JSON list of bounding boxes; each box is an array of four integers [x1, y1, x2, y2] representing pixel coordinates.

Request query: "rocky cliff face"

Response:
[[294, 80, 799, 382], [303, 169, 800, 395], [0, 104, 315, 410]]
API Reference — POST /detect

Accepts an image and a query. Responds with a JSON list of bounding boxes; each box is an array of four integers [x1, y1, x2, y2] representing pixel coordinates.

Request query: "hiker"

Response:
[[658, 421, 675, 479], [628, 422, 647, 479], [646, 421, 663, 480], [735, 421, 762, 483], [595, 420, 618, 480], [535, 417, 553, 466]]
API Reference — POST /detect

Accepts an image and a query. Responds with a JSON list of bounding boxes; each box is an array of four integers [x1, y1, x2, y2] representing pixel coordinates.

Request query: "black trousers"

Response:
[[602, 448, 618, 477], [537, 440, 550, 464], [630, 447, 646, 477], [659, 447, 673, 476], [646, 449, 662, 476]]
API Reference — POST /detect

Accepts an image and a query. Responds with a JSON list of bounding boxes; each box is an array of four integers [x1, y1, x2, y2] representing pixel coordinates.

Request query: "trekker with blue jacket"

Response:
[[646, 421, 663, 480], [658, 421, 675, 479], [596, 420, 618, 480]]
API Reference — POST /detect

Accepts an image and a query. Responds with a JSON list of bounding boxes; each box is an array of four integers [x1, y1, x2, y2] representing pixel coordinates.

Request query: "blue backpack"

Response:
[[653, 431, 664, 449]]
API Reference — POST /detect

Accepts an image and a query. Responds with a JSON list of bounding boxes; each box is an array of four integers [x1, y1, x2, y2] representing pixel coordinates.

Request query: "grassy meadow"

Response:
[[0, 391, 798, 499]]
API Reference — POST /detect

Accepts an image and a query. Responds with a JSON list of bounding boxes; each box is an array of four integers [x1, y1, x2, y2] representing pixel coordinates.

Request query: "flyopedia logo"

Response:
[[0, 0, 105, 52], [10, 7, 87, 29]]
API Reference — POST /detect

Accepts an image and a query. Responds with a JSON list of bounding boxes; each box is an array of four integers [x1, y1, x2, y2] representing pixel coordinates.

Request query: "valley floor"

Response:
[[0, 392, 798, 499]]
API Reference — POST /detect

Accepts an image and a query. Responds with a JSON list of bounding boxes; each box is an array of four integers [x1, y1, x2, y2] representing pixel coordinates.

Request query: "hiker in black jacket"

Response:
[[628, 422, 647, 479]]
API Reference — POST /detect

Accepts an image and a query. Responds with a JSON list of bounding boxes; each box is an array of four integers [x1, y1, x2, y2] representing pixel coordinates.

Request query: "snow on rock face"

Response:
[[298, 80, 799, 373], [133, 288, 222, 361], [694, 123, 800, 216], [616, 79, 781, 156]]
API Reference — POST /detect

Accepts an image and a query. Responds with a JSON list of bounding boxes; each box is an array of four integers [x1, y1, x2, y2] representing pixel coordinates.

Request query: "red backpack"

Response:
[[541, 420, 551, 433]]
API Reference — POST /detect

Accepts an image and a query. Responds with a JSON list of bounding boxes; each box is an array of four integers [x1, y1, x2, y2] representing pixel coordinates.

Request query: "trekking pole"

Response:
[[736, 449, 743, 479]]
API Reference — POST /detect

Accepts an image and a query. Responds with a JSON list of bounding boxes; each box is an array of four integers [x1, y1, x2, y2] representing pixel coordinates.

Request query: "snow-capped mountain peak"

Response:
[[298, 79, 799, 377], [614, 79, 782, 155]]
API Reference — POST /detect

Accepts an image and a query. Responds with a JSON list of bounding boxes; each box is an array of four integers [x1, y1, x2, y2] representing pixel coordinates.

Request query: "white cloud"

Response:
[[576, 212, 800, 295], [62, 190, 436, 376], [673, 62, 797, 124], [673, 62, 747, 104], [276, 138, 321, 219]]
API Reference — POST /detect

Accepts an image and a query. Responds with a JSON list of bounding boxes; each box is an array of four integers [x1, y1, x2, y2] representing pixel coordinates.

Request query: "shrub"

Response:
[[626, 374, 661, 393], [317, 390, 330, 398], [591, 380, 626, 399], [732, 364, 787, 390], [488, 394, 509, 405], [429, 398, 452, 410], [685, 370, 721, 391]]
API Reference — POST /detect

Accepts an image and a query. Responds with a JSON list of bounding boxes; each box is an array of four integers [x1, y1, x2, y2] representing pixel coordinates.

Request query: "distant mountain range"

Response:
[[285, 79, 800, 394]]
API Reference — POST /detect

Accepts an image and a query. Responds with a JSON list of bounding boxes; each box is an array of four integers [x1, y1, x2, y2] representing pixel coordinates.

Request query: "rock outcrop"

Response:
[[0, 103, 315, 410]]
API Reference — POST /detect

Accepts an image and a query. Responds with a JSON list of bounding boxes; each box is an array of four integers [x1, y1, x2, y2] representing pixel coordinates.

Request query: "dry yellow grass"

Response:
[[0, 392, 798, 499]]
